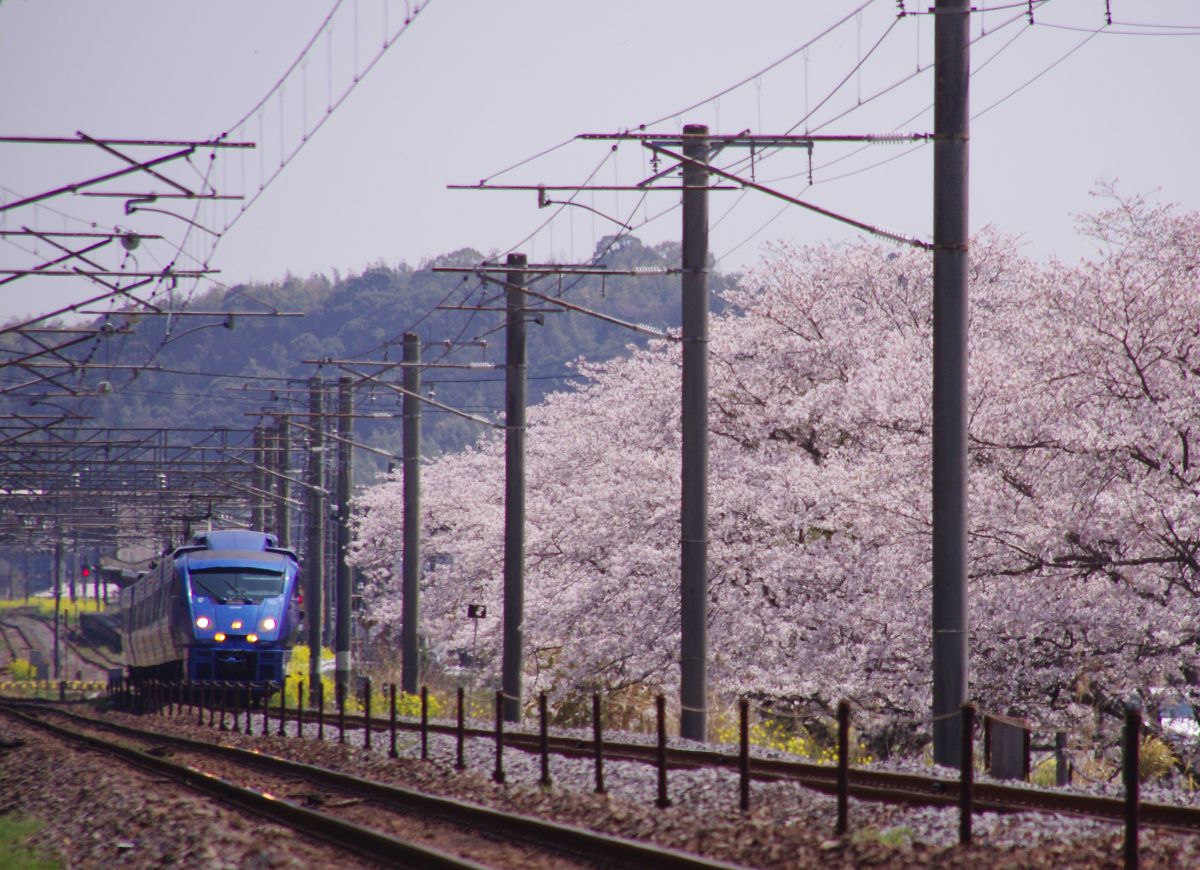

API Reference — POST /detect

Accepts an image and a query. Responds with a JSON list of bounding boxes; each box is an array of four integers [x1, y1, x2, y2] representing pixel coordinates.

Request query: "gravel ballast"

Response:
[[5, 701, 1200, 868]]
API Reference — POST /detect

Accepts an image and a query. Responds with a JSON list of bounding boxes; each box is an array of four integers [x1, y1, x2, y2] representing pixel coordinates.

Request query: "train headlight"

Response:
[[247, 634, 259, 643], [231, 620, 243, 630], [195, 616, 210, 629], [214, 632, 226, 643], [260, 617, 277, 632]]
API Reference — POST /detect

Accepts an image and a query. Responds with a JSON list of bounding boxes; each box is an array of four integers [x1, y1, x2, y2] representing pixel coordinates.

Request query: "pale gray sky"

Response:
[[2, 0, 1197, 322]]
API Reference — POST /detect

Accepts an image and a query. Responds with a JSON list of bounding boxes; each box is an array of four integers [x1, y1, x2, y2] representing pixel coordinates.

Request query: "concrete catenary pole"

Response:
[[307, 377, 325, 699], [401, 333, 422, 696], [932, 0, 971, 766], [275, 415, 291, 548], [502, 253, 528, 723], [335, 376, 354, 699], [680, 123, 711, 742]]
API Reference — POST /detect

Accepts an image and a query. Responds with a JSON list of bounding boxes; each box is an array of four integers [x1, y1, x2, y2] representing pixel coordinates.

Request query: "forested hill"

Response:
[[89, 235, 734, 477]]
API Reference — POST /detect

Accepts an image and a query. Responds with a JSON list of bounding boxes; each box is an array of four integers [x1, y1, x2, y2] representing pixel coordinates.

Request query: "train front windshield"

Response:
[[189, 568, 286, 603]]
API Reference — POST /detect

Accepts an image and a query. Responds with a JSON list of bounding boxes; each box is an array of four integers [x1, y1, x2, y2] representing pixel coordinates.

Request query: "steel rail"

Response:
[[0, 703, 489, 870], [13, 702, 747, 870]]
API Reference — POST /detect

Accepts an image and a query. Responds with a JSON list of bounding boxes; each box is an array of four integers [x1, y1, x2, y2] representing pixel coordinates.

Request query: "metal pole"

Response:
[[276, 415, 291, 548], [931, 0, 971, 766], [335, 376, 354, 700], [252, 426, 266, 530], [53, 538, 62, 679], [680, 122, 710, 742], [307, 378, 325, 700], [502, 252, 527, 724], [402, 332, 422, 696]]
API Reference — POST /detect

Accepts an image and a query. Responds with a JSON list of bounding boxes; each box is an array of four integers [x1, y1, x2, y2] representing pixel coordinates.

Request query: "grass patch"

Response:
[[0, 814, 59, 869], [852, 825, 914, 848]]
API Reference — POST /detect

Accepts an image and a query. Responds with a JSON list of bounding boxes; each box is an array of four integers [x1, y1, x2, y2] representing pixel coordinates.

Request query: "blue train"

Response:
[[120, 530, 301, 684]]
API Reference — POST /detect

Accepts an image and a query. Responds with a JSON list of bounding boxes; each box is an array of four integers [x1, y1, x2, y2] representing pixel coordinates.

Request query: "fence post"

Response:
[[231, 681, 241, 732], [316, 681, 325, 741], [983, 714, 992, 769], [1124, 709, 1141, 870], [297, 681, 305, 739], [262, 683, 273, 737], [739, 698, 751, 813], [593, 692, 606, 794], [493, 690, 506, 784], [836, 700, 850, 834], [244, 684, 253, 735], [389, 683, 398, 759], [456, 686, 466, 771], [656, 694, 670, 809], [337, 681, 345, 744], [278, 678, 287, 737], [539, 692, 551, 788], [364, 677, 372, 751], [1022, 724, 1031, 781], [420, 686, 429, 761], [1055, 731, 1070, 786], [960, 703, 975, 845]]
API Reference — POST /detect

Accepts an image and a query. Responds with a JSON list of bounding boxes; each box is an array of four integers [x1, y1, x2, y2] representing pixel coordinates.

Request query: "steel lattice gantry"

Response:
[[0, 422, 279, 552]]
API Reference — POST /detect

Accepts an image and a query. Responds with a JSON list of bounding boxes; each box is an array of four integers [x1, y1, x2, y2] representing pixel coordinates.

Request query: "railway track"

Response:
[[62, 631, 121, 671], [261, 699, 1200, 834], [0, 617, 35, 658], [0, 612, 120, 676], [0, 620, 22, 663], [1, 699, 746, 870]]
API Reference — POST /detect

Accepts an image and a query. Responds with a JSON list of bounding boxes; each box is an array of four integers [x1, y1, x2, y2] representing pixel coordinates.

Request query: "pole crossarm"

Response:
[[0, 146, 198, 213], [0, 278, 156, 338], [78, 309, 303, 318], [448, 270, 677, 341], [286, 416, 400, 462], [433, 264, 678, 277], [336, 365, 504, 430], [301, 358, 503, 370], [0, 269, 215, 277], [0, 135, 254, 148], [644, 142, 934, 251], [577, 131, 931, 145], [448, 183, 739, 192], [0, 239, 111, 288]]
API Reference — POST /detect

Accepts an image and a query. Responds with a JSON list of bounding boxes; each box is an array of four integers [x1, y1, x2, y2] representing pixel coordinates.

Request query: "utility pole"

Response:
[[275, 415, 291, 548], [335, 376, 354, 699], [252, 426, 266, 530], [680, 124, 711, 742], [502, 253, 528, 723], [931, 0, 971, 766], [401, 332, 422, 696], [307, 377, 326, 699]]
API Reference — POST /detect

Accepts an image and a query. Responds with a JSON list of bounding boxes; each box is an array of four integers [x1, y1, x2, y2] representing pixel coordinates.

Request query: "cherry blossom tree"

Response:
[[351, 194, 1200, 737]]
